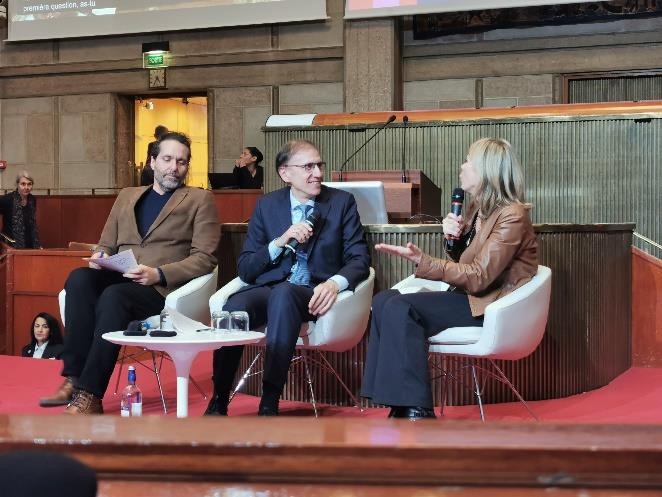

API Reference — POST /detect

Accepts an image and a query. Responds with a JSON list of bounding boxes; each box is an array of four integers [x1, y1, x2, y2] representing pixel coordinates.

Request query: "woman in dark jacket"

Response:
[[0, 171, 41, 248], [232, 146, 264, 189], [21, 312, 64, 359]]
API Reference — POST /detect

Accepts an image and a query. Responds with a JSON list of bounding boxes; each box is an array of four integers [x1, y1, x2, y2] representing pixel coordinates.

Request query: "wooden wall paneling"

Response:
[[5, 249, 89, 355], [632, 247, 662, 367], [35, 197, 63, 248], [0, 254, 6, 355], [58, 196, 116, 246], [212, 190, 261, 224]]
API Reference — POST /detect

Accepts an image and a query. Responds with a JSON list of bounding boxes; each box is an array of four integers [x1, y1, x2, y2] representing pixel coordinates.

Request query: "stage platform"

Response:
[[1, 354, 662, 496]]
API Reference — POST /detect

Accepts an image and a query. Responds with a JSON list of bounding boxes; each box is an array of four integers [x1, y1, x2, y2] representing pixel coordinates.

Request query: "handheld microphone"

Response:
[[447, 188, 464, 248], [401, 115, 409, 183], [338, 115, 396, 181], [284, 210, 320, 254]]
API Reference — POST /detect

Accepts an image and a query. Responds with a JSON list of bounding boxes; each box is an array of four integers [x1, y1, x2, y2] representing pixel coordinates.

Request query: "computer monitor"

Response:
[[208, 173, 237, 190], [322, 181, 389, 224]]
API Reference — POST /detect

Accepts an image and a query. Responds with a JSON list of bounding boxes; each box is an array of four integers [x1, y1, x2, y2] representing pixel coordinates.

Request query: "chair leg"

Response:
[[488, 359, 539, 421], [114, 346, 127, 395], [316, 352, 363, 411], [229, 352, 262, 402], [471, 363, 485, 422], [151, 351, 167, 414], [301, 351, 319, 418]]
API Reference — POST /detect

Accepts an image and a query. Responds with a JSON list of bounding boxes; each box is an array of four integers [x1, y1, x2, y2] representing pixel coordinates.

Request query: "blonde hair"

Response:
[[15, 171, 34, 186], [468, 138, 527, 217]]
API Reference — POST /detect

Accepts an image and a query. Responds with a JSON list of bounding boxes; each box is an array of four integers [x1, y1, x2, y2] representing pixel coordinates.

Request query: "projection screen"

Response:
[[345, 0, 598, 19], [8, 0, 328, 41]]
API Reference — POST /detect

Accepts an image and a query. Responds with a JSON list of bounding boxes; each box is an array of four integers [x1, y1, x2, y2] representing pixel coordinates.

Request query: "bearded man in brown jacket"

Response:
[[40, 131, 219, 414]]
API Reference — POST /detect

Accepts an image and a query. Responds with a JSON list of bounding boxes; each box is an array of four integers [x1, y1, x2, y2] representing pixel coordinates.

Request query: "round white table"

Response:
[[102, 330, 265, 417]]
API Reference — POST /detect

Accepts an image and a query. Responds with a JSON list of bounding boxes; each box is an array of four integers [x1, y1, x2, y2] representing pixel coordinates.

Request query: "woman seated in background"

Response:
[[0, 171, 41, 248], [21, 312, 64, 359], [361, 138, 538, 420], [232, 146, 264, 189]]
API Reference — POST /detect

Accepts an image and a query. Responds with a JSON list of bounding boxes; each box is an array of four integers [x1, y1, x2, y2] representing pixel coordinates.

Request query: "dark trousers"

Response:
[[60, 268, 165, 398], [212, 281, 315, 405], [360, 289, 483, 409]]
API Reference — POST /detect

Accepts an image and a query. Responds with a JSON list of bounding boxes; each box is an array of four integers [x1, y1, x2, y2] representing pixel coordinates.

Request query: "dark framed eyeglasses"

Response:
[[285, 161, 326, 173]]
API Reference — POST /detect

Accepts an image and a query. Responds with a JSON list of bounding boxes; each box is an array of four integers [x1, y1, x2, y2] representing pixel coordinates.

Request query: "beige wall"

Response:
[[1, 5, 662, 189]]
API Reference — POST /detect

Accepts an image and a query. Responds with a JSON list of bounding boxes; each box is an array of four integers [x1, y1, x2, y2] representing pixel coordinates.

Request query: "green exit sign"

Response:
[[143, 51, 169, 69]]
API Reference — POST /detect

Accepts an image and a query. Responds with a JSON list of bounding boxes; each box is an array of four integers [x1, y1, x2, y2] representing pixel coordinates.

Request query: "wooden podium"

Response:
[[1, 246, 88, 355], [331, 170, 441, 223]]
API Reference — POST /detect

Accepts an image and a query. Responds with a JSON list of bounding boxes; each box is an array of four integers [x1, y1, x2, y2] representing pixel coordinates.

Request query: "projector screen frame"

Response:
[[8, 0, 328, 42], [344, 0, 598, 20]]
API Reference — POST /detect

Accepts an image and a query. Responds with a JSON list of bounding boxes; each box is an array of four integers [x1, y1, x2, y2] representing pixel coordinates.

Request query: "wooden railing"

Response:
[[1, 415, 662, 496]]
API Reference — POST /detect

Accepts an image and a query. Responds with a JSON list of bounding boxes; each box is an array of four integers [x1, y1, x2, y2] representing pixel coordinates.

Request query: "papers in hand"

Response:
[[166, 306, 211, 334], [93, 249, 138, 273]]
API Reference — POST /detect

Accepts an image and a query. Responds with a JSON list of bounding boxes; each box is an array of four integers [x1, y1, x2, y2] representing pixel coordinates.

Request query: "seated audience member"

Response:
[[0, 171, 41, 248], [232, 146, 264, 189], [39, 131, 219, 414], [140, 124, 169, 186], [21, 312, 64, 359], [361, 138, 538, 420], [205, 139, 370, 416], [0, 451, 97, 497]]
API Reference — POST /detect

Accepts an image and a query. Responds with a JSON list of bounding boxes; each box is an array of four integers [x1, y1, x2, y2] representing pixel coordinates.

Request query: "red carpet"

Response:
[[2, 353, 661, 423]]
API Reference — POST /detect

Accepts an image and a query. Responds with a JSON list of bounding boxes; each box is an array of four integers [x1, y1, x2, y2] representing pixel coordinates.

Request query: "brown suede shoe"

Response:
[[65, 390, 104, 415], [39, 377, 75, 407]]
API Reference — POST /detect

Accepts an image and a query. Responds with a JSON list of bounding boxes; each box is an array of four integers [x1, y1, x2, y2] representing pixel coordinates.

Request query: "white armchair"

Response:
[[393, 265, 552, 421], [209, 267, 375, 416], [58, 267, 218, 414]]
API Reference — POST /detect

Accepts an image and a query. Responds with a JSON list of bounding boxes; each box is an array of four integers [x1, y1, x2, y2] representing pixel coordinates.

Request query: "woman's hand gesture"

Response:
[[374, 242, 423, 265]]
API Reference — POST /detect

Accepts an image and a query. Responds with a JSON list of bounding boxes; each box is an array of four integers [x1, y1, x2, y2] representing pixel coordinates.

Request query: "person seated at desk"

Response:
[[205, 139, 370, 416], [0, 171, 41, 249], [361, 138, 538, 420], [232, 146, 264, 189], [39, 131, 219, 414], [21, 312, 64, 360]]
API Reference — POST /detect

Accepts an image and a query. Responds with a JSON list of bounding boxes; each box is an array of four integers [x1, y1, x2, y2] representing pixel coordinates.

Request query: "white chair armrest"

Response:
[[302, 268, 375, 351], [58, 289, 66, 326], [209, 277, 249, 312], [164, 267, 218, 324], [391, 274, 449, 293]]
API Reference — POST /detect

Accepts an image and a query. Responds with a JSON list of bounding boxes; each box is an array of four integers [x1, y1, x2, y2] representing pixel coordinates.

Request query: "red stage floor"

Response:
[[2, 353, 661, 423]]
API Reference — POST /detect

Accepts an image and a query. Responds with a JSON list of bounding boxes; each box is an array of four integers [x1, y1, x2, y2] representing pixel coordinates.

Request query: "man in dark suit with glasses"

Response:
[[206, 139, 370, 416]]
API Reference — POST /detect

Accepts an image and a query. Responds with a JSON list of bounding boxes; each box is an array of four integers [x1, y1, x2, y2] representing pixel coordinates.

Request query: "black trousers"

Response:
[[360, 289, 483, 409], [212, 281, 315, 404], [60, 268, 165, 398]]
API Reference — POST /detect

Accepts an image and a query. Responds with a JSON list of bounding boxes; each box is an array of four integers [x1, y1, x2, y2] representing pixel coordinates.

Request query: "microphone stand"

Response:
[[401, 115, 408, 183], [338, 115, 396, 181]]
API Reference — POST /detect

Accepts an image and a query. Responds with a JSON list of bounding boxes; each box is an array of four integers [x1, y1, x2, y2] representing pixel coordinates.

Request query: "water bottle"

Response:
[[120, 366, 142, 417]]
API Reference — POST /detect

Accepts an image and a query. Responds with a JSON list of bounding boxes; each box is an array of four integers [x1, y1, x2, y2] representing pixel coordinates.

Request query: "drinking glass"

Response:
[[211, 310, 231, 332], [230, 311, 250, 332], [159, 309, 174, 331]]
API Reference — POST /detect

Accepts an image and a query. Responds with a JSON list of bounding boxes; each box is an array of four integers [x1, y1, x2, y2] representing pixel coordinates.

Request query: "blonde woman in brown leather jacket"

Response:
[[361, 138, 538, 420]]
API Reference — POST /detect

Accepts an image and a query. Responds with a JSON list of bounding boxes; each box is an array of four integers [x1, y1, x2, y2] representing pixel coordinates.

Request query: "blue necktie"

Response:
[[289, 204, 311, 286]]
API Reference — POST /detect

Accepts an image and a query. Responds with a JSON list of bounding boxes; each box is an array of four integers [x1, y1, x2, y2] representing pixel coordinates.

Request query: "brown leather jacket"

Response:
[[415, 202, 538, 317]]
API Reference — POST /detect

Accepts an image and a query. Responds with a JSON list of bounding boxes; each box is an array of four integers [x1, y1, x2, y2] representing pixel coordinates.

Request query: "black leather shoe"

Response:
[[257, 404, 279, 416], [203, 394, 228, 416], [388, 407, 398, 418], [391, 406, 436, 420]]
